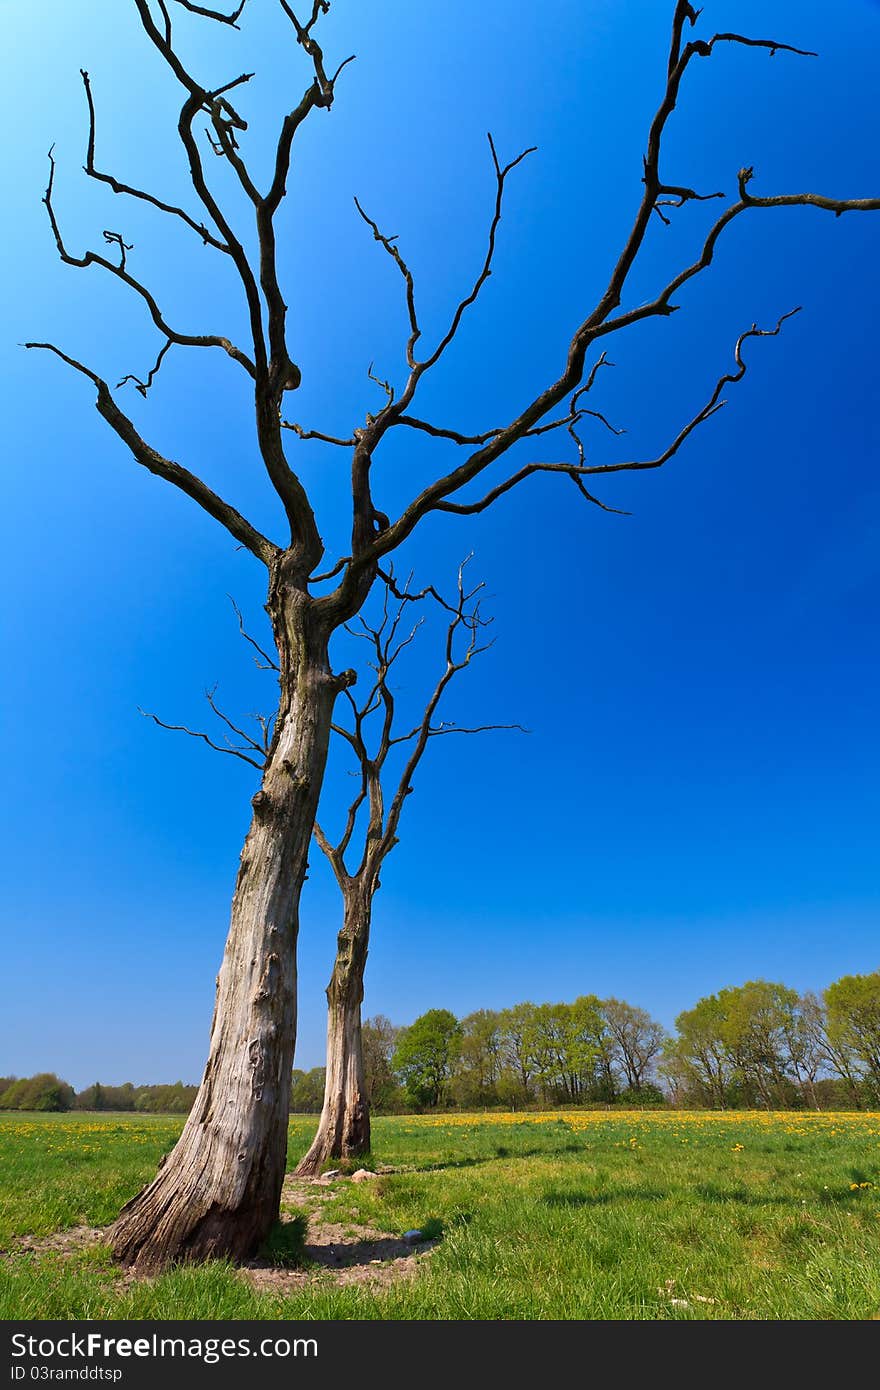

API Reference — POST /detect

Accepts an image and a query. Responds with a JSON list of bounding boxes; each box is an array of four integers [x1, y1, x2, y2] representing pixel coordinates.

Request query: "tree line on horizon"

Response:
[[4, 968, 877, 1116], [0, 1077, 197, 1115]]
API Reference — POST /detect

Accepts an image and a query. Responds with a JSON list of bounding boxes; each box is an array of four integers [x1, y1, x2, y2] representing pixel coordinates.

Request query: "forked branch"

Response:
[[23, 343, 277, 565], [80, 70, 230, 253], [430, 311, 801, 516], [42, 146, 256, 377], [139, 688, 271, 771], [317, 561, 523, 885], [138, 597, 280, 769]]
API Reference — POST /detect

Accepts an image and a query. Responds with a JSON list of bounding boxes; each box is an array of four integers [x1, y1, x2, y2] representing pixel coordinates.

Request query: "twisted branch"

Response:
[[43, 145, 256, 377], [430, 312, 800, 516]]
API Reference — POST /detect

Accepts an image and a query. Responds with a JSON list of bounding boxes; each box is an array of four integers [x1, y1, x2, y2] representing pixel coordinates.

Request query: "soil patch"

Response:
[[8, 1225, 105, 1256], [242, 1174, 436, 1292]]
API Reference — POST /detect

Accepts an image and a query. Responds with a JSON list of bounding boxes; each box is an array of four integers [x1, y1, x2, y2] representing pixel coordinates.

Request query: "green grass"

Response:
[[1, 1109, 879, 1319]]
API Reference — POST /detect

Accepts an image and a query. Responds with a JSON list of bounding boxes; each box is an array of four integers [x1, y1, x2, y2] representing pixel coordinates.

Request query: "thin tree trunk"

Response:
[[110, 582, 341, 1271], [295, 887, 372, 1177]]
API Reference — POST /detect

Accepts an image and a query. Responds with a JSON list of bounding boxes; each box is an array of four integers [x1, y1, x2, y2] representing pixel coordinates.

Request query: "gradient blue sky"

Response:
[[2, 1, 878, 1089]]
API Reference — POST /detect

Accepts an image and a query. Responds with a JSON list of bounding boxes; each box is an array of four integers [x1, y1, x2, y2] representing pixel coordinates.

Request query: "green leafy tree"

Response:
[[453, 1010, 504, 1107], [718, 981, 800, 1107], [521, 997, 611, 1104], [664, 994, 733, 1108], [825, 971, 880, 1103], [570, 995, 617, 1100], [393, 1010, 461, 1108]]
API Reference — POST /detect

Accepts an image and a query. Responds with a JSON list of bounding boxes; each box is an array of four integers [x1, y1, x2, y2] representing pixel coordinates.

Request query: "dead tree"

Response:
[[298, 564, 518, 1175], [142, 573, 514, 1175], [25, 0, 880, 1269]]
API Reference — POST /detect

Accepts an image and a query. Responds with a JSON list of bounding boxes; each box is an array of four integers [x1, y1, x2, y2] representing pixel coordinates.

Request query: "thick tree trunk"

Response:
[[110, 577, 343, 1271], [295, 886, 372, 1176]]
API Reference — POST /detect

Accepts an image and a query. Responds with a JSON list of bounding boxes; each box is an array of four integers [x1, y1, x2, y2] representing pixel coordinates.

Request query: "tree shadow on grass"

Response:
[[258, 1214, 308, 1267], [694, 1185, 805, 1207], [414, 1139, 584, 1174], [542, 1187, 668, 1208], [305, 1235, 429, 1269]]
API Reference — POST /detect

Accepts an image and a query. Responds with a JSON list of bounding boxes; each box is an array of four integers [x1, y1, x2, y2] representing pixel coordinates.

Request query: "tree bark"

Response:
[[294, 885, 372, 1176], [110, 574, 342, 1272]]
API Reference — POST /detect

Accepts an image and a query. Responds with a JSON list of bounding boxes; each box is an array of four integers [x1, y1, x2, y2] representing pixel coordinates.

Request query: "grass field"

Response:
[[1, 1109, 879, 1320]]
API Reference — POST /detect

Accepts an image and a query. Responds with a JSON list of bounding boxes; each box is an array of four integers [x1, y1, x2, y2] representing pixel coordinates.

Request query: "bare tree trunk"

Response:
[[295, 887, 372, 1177], [110, 580, 343, 1271]]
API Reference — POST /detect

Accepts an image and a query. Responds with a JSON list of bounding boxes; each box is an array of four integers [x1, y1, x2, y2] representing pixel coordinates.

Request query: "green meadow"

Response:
[[1, 1109, 879, 1320]]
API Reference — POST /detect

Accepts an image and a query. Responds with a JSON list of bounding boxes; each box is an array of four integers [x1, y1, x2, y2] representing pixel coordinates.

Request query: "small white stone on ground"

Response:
[[402, 1229, 424, 1244]]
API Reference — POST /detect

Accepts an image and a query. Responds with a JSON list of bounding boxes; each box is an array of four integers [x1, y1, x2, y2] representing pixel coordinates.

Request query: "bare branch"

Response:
[[430, 311, 800, 516], [333, 5, 876, 577], [394, 409, 589, 448], [313, 820, 348, 889], [568, 476, 633, 516], [577, 308, 804, 479], [418, 134, 536, 372], [330, 54, 357, 86], [139, 707, 266, 770], [367, 362, 394, 407], [653, 182, 725, 225], [593, 176, 880, 347], [25, 343, 278, 565], [133, 0, 269, 366], [172, 0, 249, 25], [319, 560, 518, 882], [707, 32, 816, 60], [375, 566, 461, 618], [43, 145, 256, 376], [204, 684, 269, 755], [228, 596, 280, 671], [80, 70, 229, 254], [426, 463, 627, 516], [374, 559, 507, 866], [130, 0, 325, 564], [310, 556, 352, 586], [389, 361, 619, 466], [280, 419, 356, 447], [390, 719, 529, 746], [657, 183, 725, 207], [354, 196, 420, 366], [117, 339, 173, 397]]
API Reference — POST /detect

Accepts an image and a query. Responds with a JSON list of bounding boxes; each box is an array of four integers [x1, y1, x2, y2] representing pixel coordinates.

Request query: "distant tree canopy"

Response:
[[132, 1083, 199, 1114], [0, 1078, 196, 1114], [4, 970, 877, 1116], [393, 1010, 462, 1108], [662, 973, 880, 1110], [824, 972, 880, 1101], [290, 1068, 326, 1114], [0, 1074, 75, 1112]]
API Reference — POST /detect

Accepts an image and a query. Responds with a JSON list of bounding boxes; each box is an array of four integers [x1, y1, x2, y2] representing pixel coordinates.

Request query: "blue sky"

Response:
[[2, 1, 878, 1089]]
